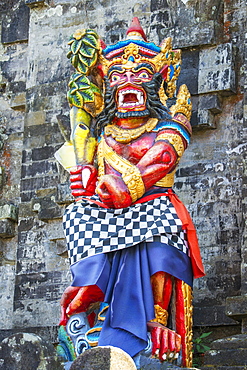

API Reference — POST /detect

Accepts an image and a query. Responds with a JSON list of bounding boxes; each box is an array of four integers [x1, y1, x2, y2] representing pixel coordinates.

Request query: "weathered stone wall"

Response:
[[0, 0, 246, 346]]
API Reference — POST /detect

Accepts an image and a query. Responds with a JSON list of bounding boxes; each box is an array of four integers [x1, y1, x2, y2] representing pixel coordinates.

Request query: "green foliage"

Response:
[[67, 29, 99, 75], [67, 73, 102, 108], [193, 331, 212, 367], [193, 331, 212, 354]]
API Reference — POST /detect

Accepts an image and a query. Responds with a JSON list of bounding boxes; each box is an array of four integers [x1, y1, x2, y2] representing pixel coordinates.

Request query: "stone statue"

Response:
[[55, 18, 205, 368]]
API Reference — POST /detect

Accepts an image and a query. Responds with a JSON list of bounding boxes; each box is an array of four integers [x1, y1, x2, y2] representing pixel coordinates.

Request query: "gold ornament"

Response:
[[154, 169, 176, 188], [150, 305, 168, 326], [170, 84, 192, 120], [181, 281, 193, 368], [105, 118, 158, 143], [155, 132, 185, 158], [97, 136, 145, 202]]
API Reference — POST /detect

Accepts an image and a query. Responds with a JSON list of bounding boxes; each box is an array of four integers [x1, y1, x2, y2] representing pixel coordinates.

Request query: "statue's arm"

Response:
[[96, 124, 188, 208], [136, 135, 178, 188]]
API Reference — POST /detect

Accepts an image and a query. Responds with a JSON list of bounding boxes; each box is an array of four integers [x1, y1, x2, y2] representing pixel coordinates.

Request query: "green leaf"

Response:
[[68, 80, 79, 90], [72, 72, 84, 81], [71, 91, 84, 107], [77, 77, 91, 90], [90, 83, 101, 94], [76, 62, 87, 74], [69, 87, 78, 95], [81, 89, 94, 103], [79, 45, 95, 58], [78, 53, 90, 67], [200, 332, 212, 339], [71, 39, 83, 54], [67, 50, 73, 59], [82, 34, 98, 48], [88, 52, 97, 67], [68, 37, 74, 45], [200, 344, 211, 352], [71, 54, 79, 68], [87, 29, 98, 37], [196, 344, 201, 352], [70, 40, 78, 55]]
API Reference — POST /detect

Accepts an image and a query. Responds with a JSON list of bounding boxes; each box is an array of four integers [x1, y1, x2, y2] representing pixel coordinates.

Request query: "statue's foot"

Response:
[[148, 323, 181, 362]]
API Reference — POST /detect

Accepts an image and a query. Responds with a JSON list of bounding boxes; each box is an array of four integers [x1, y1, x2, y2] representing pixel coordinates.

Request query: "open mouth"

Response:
[[118, 89, 145, 108]]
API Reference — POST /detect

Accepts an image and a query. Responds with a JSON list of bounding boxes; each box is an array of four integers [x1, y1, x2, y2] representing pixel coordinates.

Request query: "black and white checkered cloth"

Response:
[[63, 195, 188, 265]]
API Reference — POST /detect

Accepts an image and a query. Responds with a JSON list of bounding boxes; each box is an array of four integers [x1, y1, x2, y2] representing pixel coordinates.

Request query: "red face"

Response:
[[108, 63, 154, 114]]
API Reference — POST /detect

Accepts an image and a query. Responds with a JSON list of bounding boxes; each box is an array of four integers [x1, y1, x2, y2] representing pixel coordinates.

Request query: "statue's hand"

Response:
[[59, 285, 104, 326], [96, 174, 132, 209], [70, 165, 98, 197], [150, 325, 181, 362]]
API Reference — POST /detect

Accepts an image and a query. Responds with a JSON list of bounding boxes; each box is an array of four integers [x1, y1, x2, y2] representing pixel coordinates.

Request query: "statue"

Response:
[[55, 18, 205, 368]]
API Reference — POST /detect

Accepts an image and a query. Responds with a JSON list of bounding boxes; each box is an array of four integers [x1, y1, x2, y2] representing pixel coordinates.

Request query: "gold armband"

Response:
[[155, 132, 185, 158], [150, 305, 168, 326], [122, 166, 145, 203]]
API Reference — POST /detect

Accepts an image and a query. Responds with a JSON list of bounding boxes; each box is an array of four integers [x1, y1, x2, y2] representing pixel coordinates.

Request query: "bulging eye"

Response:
[[111, 75, 121, 82], [139, 72, 150, 79]]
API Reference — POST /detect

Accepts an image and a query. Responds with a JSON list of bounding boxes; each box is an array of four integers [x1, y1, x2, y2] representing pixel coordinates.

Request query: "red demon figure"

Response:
[[56, 18, 205, 368]]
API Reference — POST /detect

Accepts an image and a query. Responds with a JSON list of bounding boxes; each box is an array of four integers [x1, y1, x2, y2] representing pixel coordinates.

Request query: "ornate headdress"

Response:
[[100, 18, 181, 98]]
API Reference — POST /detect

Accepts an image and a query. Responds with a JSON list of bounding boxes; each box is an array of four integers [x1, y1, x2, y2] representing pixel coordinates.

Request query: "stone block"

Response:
[[31, 196, 62, 221], [1, 2, 30, 44], [0, 219, 16, 238], [25, 0, 49, 8], [196, 94, 222, 129], [24, 111, 46, 127], [193, 305, 238, 326], [210, 334, 247, 350], [0, 204, 18, 222], [199, 94, 222, 115], [54, 239, 67, 257], [0, 332, 63, 370], [56, 183, 74, 205], [198, 43, 236, 95], [10, 92, 26, 111], [225, 295, 247, 321], [197, 109, 216, 129], [203, 344, 247, 367], [177, 50, 199, 95]]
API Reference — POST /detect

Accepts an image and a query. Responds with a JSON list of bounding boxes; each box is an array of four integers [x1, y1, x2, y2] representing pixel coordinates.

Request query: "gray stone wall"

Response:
[[0, 0, 246, 345]]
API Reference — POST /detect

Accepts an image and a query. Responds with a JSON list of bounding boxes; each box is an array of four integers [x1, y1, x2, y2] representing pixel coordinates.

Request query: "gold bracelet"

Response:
[[122, 166, 145, 203]]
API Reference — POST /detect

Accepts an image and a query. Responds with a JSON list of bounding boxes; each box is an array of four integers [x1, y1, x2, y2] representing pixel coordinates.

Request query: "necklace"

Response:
[[104, 118, 158, 143]]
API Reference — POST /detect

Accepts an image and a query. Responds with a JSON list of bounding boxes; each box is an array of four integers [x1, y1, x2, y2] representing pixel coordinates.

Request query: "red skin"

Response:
[[150, 324, 181, 362], [96, 132, 178, 208], [70, 164, 98, 198], [59, 285, 104, 326]]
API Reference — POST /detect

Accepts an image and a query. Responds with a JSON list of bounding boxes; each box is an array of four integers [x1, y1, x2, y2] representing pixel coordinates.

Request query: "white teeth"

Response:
[[119, 94, 124, 106], [118, 90, 144, 107], [137, 91, 142, 101]]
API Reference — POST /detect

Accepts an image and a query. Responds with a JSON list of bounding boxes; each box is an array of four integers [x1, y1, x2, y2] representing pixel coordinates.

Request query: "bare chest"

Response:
[[104, 132, 156, 164]]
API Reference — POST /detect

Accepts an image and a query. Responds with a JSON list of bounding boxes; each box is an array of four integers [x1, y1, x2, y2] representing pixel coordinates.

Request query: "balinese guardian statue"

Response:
[[55, 18, 205, 368]]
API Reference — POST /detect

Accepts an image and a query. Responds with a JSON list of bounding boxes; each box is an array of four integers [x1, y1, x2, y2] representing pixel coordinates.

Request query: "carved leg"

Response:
[[175, 278, 193, 368], [151, 271, 173, 315], [150, 272, 181, 361]]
